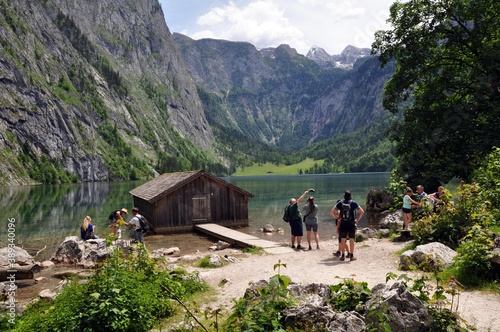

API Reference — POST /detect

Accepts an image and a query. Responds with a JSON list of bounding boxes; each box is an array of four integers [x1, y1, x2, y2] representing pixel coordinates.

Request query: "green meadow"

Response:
[[233, 158, 324, 176]]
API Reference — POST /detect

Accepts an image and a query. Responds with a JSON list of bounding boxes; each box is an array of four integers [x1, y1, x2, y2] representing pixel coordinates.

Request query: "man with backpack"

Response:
[[127, 207, 147, 244], [285, 190, 309, 249], [331, 191, 364, 261]]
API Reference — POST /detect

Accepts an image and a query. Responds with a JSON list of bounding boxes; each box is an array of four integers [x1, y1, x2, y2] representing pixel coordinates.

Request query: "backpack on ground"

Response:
[[283, 205, 291, 223], [138, 215, 151, 233], [341, 200, 354, 223]]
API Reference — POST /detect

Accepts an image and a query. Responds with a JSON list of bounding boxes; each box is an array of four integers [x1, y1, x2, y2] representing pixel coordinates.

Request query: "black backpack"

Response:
[[138, 215, 151, 233], [341, 200, 354, 223], [283, 205, 291, 223]]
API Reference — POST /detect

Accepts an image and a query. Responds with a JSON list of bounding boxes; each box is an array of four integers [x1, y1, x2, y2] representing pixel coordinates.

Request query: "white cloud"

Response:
[[161, 0, 395, 55]]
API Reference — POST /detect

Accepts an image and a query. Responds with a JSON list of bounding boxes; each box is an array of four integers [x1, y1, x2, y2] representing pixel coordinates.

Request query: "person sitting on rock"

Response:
[[80, 215, 98, 240]]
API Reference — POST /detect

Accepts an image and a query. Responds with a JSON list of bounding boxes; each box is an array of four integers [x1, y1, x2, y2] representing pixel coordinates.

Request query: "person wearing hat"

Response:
[[331, 191, 364, 261], [108, 208, 128, 239]]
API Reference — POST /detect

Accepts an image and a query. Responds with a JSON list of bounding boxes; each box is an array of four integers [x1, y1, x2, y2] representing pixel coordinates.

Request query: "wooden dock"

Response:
[[194, 223, 294, 254]]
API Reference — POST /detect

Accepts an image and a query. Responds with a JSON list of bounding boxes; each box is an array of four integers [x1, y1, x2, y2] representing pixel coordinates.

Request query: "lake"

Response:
[[1, 173, 390, 261]]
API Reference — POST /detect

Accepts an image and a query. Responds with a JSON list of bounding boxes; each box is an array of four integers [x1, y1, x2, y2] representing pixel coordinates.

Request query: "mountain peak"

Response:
[[306, 45, 371, 69]]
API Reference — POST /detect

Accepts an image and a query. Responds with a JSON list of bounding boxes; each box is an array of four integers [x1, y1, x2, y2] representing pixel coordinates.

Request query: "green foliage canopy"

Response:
[[372, 0, 500, 188]]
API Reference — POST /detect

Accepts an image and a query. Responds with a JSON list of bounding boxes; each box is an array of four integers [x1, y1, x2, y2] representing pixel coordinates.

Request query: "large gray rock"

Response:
[[365, 282, 433, 331], [51, 236, 117, 268], [379, 210, 404, 230], [400, 242, 457, 271], [283, 302, 366, 332], [0, 246, 35, 266]]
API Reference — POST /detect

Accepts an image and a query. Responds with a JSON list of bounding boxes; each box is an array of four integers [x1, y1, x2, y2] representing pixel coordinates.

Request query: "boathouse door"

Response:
[[192, 194, 211, 224]]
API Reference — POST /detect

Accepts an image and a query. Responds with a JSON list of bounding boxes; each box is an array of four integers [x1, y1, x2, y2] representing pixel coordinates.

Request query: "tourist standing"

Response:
[[285, 190, 308, 249], [331, 191, 364, 261], [303, 196, 320, 250], [108, 208, 128, 239], [127, 207, 145, 244], [403, 188, 420, 230]]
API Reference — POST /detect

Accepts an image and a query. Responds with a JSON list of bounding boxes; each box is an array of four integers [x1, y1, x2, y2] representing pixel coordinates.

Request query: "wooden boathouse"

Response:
[[129, 170, 254, 234]]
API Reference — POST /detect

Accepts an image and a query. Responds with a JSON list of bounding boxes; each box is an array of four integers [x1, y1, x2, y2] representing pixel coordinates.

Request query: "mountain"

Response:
[[172, 34, 394, 149], [0, 0, 218, 185], [306, 45, 372, 69], [0, 0, 394, 186]]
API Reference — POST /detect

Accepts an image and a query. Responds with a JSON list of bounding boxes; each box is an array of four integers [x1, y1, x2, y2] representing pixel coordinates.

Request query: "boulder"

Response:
[[151, 247, 180, 258], [209, 254, 222, 266], [400, 242, 457, 271], [0, 246, 35, 266], [239, 279, 434, 332], [283, 301, 366, 332], [364, 282, 432, 331], [379, 210, 404, 230], [50, 236, 113, 268], [262, 224, 275, 233]]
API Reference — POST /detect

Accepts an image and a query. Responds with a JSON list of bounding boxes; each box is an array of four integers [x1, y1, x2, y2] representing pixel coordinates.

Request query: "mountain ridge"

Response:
[[0, 0, 393, 185]]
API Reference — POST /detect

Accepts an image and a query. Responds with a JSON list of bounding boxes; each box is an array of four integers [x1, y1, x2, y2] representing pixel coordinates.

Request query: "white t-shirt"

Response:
[[129, 214, 141, 230]]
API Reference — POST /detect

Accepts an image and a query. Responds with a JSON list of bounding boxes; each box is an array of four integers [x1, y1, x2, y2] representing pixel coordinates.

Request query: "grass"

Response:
[[232, 158, 324, 176]]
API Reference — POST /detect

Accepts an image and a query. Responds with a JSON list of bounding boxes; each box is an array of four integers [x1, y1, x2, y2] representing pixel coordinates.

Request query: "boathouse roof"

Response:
[[129, 170, 254, 204]]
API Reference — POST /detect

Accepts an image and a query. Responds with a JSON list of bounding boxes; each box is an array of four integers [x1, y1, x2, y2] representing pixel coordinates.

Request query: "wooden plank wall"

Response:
[[133, 175, 249, 233]]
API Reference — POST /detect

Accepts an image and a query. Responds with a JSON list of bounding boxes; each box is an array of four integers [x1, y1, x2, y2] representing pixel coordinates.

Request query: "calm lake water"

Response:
[[1, 173, 389, 261]]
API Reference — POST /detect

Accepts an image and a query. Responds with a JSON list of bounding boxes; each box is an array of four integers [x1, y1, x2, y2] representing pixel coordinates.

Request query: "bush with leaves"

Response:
[[452, 225, 497, 286], [221, 260, 294, 332], [12, 246, 207, 332], [385, 273, 469, 331], [411, 182, 493, 249], [473, 147, 500, 225], [386, 171, 409, 210], [329, 276, 372, 312]]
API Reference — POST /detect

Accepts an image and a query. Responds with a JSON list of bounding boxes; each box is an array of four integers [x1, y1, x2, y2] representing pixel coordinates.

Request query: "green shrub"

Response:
[[329, 277, 372, 312], [221, 260, 294, 331], [411, 182, 493, 249], [13, 246, 207, 332], [452, 225, 496, 286]]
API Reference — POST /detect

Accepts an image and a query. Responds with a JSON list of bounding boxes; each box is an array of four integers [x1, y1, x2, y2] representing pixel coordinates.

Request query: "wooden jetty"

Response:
[[194, 223, 294, 254]]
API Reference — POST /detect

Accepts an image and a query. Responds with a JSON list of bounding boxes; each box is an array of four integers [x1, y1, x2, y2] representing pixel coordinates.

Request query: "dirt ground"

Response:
[[189, 237, 500, 332], [14, 237, 500, 331]]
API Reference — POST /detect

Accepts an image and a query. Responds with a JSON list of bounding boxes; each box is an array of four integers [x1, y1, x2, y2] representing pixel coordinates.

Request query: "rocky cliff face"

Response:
[[173, 35, 393, 148], [0, 0, 214, 185], [0, 0, 393, 185]]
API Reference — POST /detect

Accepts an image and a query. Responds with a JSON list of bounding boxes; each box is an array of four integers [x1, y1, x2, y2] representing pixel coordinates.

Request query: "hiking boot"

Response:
[[350, 255, 357, 261], [316, 245, 320, 250], [339, 255, 345, 261], [291, 245, 296, 249], [308, 245, 312, 250], [297, 245, 304, 250], [333, 251, 341, 257], [346, 253, 352, 258]]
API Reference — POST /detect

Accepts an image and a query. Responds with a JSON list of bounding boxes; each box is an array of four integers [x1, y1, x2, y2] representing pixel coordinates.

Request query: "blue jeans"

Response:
[[133, 230, 144, 243]]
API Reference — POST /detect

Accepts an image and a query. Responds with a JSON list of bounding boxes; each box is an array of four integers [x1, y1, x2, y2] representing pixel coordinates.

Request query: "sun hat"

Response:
[[121, 208, 128, 214]]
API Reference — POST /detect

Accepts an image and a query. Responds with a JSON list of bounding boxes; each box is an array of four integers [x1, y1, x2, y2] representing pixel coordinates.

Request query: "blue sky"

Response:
[[159, 0, 395, 56]]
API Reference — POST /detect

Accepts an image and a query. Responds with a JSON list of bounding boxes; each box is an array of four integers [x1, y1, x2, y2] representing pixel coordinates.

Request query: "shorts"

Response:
[[305, 223, 318, 232], [339, 223, 355, 239], [339, 229, 355, 239], [403, 207, 412, 214], [290, 219, 303, 237]]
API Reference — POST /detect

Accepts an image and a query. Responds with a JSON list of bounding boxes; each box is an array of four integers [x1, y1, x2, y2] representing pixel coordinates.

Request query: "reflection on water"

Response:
[[1, 173, 389, 261]]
